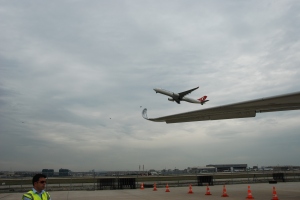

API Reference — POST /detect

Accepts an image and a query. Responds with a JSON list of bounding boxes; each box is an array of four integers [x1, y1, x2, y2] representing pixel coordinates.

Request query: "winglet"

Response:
[[142, 108, 164, 122], [142, 108, 148, 119]]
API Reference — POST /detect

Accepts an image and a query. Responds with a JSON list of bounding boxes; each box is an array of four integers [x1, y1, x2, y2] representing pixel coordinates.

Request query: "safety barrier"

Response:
[[97, 178, 136, 190], [197, 175, 213, 186]]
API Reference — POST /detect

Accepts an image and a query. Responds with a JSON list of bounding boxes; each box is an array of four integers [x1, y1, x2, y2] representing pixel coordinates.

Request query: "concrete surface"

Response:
[[1, 182, 300, 200]]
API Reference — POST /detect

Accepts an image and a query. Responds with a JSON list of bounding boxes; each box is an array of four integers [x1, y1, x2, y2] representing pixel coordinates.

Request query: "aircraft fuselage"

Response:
[[153, 88, 203, 104]]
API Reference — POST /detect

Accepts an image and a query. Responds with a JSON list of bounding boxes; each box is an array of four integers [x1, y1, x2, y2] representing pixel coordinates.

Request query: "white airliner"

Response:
[[153, 86, 209, 105], [142, 91, 300, 123]]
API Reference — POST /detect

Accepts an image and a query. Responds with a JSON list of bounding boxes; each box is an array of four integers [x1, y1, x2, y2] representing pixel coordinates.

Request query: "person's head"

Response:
[[32, 174, 47, 192]]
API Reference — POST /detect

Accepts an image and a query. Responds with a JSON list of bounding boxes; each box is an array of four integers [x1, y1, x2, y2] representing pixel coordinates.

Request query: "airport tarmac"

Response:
[[1, 182, 300, 200]]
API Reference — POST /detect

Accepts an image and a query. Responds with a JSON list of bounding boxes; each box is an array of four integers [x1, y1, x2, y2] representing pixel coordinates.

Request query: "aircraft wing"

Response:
[[178, 86, 199, 98], [142, 91, 300, 123]]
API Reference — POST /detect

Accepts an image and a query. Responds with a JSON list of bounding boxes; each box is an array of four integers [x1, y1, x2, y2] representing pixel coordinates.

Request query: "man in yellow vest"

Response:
[[22, 174, 51, 200]]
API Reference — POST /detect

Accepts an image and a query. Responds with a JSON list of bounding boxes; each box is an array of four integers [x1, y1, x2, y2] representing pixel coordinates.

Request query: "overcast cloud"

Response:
[[1, 0, 300, 172]]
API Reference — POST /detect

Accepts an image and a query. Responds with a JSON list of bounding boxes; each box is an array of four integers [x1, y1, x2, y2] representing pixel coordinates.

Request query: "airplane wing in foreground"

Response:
[[178, 86, 199, 98], [142, 91, 300, 123]]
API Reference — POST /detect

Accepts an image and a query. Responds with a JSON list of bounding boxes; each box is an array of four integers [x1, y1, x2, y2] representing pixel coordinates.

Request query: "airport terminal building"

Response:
[[42, 169, 54, 177], [206, 164, 247, 172]]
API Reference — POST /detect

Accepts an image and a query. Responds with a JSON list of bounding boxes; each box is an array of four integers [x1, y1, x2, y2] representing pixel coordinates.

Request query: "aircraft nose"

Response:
[[153, 88, 159, 93]]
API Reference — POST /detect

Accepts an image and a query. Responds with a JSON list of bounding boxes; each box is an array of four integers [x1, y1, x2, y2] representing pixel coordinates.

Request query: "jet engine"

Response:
[[168, 98, 174, 102]]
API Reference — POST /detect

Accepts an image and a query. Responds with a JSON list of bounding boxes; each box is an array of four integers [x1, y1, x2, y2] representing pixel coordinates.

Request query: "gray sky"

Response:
[[1, 0, 300, 172]]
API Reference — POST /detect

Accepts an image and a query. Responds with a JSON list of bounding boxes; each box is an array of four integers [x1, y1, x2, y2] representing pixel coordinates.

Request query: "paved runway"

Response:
[[1, 182, 300, 200]]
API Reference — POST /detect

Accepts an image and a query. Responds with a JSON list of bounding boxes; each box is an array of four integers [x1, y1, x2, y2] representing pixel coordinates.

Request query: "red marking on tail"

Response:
[[198, 96, 207, 102]]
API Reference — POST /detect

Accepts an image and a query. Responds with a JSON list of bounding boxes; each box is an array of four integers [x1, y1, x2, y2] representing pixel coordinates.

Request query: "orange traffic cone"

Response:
[[165, 183, 170, 192], [221, 185, 229, 197], [153, 183, 157, 191], [246, 185, 254, 199], [271, 186, 279, 200], [140, 182, 144, 190], [188, 184, 193, 194], [205, 184, 212, 195]]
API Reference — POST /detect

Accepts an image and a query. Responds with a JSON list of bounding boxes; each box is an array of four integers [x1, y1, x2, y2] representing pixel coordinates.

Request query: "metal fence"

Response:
[[1, 170, 299, 193]]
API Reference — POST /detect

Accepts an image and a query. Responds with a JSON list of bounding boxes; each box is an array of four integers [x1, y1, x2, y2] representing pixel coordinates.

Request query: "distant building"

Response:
[[189, 166, 216, 173], [59, 168, 71, 176], [206, 164, 247, 172], [42, 169, 54, 177], [263, 165, 300, 171]]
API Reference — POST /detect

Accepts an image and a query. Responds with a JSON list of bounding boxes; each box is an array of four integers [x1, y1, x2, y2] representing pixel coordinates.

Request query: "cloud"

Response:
[[1, 0, 300, 171]]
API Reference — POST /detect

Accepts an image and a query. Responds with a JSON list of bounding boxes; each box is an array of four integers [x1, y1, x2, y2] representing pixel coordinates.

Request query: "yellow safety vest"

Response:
[[22, 190, 50, 200]]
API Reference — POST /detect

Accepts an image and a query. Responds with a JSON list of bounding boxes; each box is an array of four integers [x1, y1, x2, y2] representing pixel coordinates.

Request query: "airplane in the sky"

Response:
[[142, 91, 300, 123], [153, 86, 209, 105]]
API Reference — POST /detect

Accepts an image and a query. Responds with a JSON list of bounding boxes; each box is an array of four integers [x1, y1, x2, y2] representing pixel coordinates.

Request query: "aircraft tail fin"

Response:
[[198, 96, 209, 105]]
